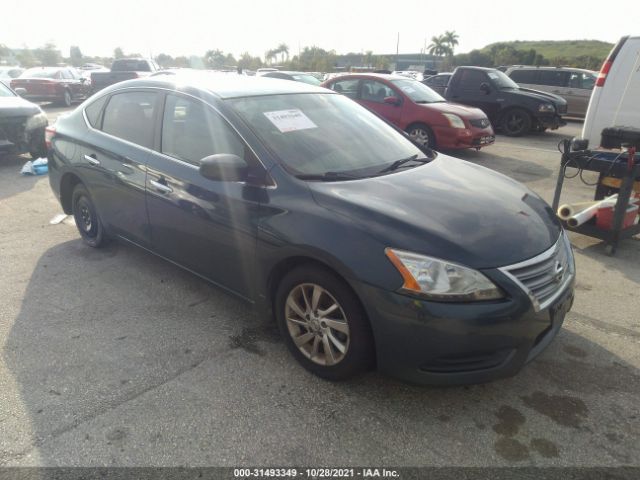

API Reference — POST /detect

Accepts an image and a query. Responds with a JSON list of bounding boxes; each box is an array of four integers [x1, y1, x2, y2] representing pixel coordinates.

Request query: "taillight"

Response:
[[45, 126, 56, 149], [595, 60, 612, 87]]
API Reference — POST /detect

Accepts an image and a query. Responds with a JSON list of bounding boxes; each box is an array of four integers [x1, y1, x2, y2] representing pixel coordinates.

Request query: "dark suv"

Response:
[[444, 67, 568, 136]]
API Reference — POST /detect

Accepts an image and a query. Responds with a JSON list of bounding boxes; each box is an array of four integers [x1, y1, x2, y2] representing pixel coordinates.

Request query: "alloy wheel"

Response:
[[409, 128, 430, 147]]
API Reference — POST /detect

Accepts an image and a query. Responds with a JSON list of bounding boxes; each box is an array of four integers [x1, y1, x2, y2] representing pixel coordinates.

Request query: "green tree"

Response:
[[69, 46, 83, 66], [204, 49, 226, 69], [277, 43, 289, 63], [114, 47, 125, 59], [427, 36, 452, 57], [442, 31, 459, 54], [35, 43, 62, 66], [155, 53, 174, 68]]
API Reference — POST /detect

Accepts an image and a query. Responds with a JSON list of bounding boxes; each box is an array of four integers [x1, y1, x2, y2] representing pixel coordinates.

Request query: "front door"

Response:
[[145, 93, 265, 298], [358, 79, 403, 126]]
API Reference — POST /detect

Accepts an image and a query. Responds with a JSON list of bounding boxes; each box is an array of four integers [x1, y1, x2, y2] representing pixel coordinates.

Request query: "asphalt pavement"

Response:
[[0, 107, 638, 467]]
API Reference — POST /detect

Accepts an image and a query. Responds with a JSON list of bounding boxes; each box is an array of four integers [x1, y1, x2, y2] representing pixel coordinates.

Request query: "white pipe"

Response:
[[558, 200, 603, 220], [567, 195, 618, 228]]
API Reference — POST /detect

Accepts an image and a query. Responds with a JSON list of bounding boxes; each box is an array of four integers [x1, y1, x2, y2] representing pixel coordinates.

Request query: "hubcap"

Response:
[[506, 114, 524, 132], [285, 283, 350, 366], [409, 128, 430, 147], [76, 199, 94, 235]]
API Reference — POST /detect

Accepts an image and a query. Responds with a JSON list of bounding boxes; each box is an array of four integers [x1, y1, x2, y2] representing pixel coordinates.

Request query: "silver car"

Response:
[[505, 66, 596, 117]]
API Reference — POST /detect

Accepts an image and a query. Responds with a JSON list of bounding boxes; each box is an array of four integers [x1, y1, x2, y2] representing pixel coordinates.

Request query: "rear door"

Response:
[[566, 71, 596, 117], [80, 90, 158, 246], [145, 92, 264, 298], [537, 70, 572, 108]]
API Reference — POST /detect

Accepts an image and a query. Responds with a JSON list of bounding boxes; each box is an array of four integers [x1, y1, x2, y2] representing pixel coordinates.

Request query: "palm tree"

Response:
[[443, 31, 459, 53], [277, 43, 289, 63], [427, 36, 452, 57], [265, 49, 276, 65]]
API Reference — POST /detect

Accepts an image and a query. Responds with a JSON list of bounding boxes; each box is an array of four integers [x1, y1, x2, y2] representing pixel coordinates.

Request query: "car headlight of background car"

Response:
[[25, 112, 48, 130], [538, 103, 556, 113], [442, 113, 466, 129], [385, 248, 504, 301]]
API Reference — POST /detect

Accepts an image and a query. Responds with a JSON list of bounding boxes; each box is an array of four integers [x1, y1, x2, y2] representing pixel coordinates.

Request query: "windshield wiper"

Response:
[[296, 171, 359, 181], [378, 154, 430, 174]]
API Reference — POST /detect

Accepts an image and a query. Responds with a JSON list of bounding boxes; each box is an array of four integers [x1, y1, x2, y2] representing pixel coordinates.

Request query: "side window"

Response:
[[102, 91, 157, 148], [458, 69, 488, 88], [360, 80, 396, 103], [53, 70, 63, 80], [60, 69, 73, 80], [509, 69, 537, 84], [430, 75, 448, 87], [84, 95, 108, 128], [570, 72, 596, 90], [538, 70, 570, 87], [161, 94, 244, 165], [330, 79, 359, 99]]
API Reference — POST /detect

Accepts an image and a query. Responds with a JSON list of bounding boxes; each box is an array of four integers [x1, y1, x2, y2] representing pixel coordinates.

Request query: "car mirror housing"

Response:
[[384, 96, 401, 106], [199, 154, 248, 182]]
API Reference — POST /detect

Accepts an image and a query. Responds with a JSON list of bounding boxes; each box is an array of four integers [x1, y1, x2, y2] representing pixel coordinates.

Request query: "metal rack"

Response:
[[552, 140, 640, 255]]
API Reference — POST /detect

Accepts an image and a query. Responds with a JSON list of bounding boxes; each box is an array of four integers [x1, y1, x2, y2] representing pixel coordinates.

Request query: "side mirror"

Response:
[[199, 154, 248, 182], [14, 87, 27, 96], [480, 82, 491, 95], [80, 77, 87, 83], [383, 96, 401, 106]]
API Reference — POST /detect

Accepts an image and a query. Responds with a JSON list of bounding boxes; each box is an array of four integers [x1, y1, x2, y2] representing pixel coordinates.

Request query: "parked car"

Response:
[[46, 74, 575, 385], [580, 35, 640, 148], [422, 72, 452, 96], [504, 66, 597, 117], [392, 70, 424, 81], [90, 58, 160, 93], [80, 63, 106, 71], [0, 66, 25, 88], [0, 81, 47, 158], [10, 67, 90, 107], [443, 66, 568, 136], [322, 73, 494, 150], [261, 71, 322, 85]]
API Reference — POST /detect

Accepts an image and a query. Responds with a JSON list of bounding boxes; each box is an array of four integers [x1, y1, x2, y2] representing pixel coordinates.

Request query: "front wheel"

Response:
[[275, 266, 374, 380], [406, 124, 436, 149], [72, 184, 108, 248], [61, 89, 72, 107], [500, 109, 532, 136]]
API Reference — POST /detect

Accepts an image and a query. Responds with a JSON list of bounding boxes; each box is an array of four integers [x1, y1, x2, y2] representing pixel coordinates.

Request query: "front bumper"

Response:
[[433, 125, 495, 150], [536, 113, 566, 130], [356, 273, 574, 385]]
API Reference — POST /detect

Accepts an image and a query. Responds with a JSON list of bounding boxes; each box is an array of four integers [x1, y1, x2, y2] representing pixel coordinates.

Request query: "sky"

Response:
[[3, 0, 637, 59]]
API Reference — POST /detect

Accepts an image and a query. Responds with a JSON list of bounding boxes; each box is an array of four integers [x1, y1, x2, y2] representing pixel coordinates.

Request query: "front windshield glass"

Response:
[[0, 83, 15, 97], [487, 70, 520, 90], [229, 93, 427, 178], [291, 74, 321, 86], [390, 79, 445, 103], [21, 68, 59, 79]]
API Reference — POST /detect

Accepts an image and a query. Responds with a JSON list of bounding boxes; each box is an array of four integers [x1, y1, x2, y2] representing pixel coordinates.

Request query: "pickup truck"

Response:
[[90, 58, 160, 93], [443, 66, 567, 136]]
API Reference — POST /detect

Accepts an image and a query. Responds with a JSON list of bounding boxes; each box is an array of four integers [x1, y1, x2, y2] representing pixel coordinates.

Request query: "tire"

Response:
[[61, 89, 72, 107], [72, 184, 108, 248], [406, 123, 436, 149], [275, 265, 374, 381], [500, 108, 532, 137]]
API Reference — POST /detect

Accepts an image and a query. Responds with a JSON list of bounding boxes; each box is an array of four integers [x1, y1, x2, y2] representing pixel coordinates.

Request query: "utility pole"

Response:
[[395, 32, 399, 70]]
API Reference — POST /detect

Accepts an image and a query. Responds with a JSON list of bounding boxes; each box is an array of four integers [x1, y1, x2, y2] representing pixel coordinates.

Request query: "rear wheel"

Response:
[[72, 184, 107, 248], [406, 123, 436, 149], [275, 265, 374, 380], [500, 109, 532, 136]]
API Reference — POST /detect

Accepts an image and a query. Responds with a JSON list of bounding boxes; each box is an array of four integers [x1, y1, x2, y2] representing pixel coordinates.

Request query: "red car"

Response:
[[321, 74, 495, 150], [10, 67, 90, 107]]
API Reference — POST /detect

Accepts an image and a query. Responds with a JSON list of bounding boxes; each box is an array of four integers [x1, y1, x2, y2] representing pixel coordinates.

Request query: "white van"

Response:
[[581, 35, 640, 147]]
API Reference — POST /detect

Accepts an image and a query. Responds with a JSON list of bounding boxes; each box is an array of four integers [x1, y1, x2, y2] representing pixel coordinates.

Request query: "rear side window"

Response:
[[329, 79, 359, 99], [161, 94, 244, 165], [509, 69, 537, 84], [84, 95, 108, 127], [428, 75, 449, 87], [569, 72, 596, 90], [538, 70, 570, 87], [112, 60, 151, 72], [102, 91, 157, 148]]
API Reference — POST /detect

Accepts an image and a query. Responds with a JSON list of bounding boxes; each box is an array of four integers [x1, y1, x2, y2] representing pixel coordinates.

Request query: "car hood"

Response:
[[507, 87, 567, 107], [308, 154, 561, 269], [421, 101, 487, 118], [0, 96, 42, 117]]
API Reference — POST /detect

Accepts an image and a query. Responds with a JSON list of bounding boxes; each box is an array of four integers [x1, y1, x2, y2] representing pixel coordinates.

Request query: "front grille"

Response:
[[558, 104, 568, 114], [0, 116, 28, 143], [470, 118, 491, 128], [500, 233, 574, 312]]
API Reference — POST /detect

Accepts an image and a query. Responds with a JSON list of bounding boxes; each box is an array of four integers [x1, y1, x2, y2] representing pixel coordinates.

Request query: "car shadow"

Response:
[[3, 238, 639, 466], [0, 153, 42, 201]]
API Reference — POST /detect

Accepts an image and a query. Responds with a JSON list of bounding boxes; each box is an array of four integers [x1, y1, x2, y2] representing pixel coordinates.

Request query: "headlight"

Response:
[[385, 248, 504, 301], [25, 112, 48, 130], [538, 103, 555, 113], [443, 113, 466, 129]]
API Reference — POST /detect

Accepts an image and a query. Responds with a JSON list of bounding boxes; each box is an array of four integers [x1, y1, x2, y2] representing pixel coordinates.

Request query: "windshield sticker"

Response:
[[263, 109, 318, 133]]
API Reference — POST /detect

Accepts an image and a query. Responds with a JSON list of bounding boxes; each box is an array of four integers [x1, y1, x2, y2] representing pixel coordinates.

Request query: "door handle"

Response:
[[84, 154, 100, 166], [149, 179, 173, 194]]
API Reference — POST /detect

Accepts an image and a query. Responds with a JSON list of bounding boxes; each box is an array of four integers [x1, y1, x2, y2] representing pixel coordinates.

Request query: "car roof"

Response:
[[106, 72, 330, 99], [506, 65, 596, 74], [327, 73, 411, 81]]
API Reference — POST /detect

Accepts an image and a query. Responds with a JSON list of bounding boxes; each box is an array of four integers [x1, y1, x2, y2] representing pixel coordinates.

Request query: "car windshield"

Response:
[[291, 74, 322, 86], [21, 68, 59, 78], [390, 79, 445, 103], [229, 93, 428, 178], [0, 82, 15, 97], [487, 70, 520, 90]]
